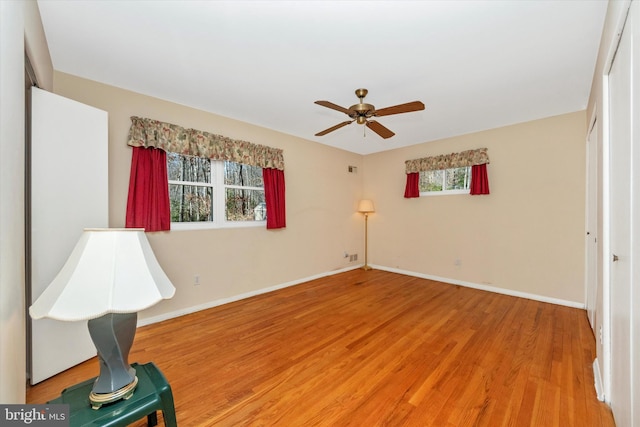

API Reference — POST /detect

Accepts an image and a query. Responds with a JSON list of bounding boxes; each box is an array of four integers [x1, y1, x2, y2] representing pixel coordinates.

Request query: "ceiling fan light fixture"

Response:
[[356, 116, 367, 125]]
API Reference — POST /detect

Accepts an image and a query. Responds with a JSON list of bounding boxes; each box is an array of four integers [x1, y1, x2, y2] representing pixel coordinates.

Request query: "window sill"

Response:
[[169, 221, 266, 231], [419, 190, 470, 197]]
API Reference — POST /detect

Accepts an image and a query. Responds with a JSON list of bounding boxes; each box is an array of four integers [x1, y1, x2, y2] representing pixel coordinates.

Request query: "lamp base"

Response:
[[361, 265, 372, 271], [87, 312, 138, 409], [89, 376, 138, 410]]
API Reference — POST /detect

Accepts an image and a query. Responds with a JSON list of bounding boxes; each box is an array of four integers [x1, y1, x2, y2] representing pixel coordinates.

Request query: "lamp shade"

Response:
[[358, 199, 375, 213], [30, 228, 176, 321]]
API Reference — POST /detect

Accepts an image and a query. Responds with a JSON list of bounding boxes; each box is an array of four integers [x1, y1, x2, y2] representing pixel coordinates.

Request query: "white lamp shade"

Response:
[[358, 199, 375, 213], [30, 228, 176, 321]]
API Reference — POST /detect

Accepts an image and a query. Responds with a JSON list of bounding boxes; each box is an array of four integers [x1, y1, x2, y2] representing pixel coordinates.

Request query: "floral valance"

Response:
[[405, 148, 489, 174], [127, 116, 285, 170]]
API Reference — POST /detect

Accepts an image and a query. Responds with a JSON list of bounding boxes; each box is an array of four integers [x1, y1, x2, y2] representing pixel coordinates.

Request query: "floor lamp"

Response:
[[30, 228, 176, 409], [358, 199, 375, 270]]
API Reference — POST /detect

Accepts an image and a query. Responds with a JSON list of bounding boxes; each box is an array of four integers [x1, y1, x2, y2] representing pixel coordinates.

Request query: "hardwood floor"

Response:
[[27, 270, 615, 426]]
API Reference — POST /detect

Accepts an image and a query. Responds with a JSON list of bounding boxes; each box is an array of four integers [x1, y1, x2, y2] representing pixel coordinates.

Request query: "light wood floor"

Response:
[[27, 269, 615, 426]]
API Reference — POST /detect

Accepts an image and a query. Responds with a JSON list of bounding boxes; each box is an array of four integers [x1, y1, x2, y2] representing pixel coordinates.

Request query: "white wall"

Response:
[[0, 0, 53, 403], [0, 0, 27, 403]]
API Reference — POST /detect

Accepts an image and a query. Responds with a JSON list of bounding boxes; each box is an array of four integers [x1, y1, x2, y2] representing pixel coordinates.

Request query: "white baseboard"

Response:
[[593, 358, 605, 401], [138, 263, 584, 328], [370, 265, 585, 309], [137, 265, 361, 327]]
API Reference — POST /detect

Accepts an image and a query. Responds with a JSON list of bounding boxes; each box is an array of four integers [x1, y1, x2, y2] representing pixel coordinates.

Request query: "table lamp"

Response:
[[30, 228, 176, 409], [358, 199, 375, 270]]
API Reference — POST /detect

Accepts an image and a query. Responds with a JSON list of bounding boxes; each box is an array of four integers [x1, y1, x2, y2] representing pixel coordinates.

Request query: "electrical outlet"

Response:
[[349, 254, 358, 262], [194, 274, 200, 286]]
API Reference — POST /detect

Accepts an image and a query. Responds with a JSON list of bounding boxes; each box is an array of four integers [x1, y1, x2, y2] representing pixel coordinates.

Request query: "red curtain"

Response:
[[470, 164, 490, 195], [263, 168, 286, 229], [125, 146, 171, 232], [404, 172, 420, 198]]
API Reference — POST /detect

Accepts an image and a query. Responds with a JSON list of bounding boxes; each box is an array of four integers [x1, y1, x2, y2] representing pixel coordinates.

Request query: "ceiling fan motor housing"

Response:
[[350, 103, 375, 124]]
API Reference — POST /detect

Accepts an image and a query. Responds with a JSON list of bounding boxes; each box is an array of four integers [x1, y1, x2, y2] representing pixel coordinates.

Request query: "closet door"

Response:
[[607, 2, 638, 425], [585, 118, 598, 330], [29, 87, 108, 384]]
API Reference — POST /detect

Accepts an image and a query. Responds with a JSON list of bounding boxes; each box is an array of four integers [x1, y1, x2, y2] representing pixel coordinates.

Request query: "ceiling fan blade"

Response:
[[315, 120, 353, 136], [366, 120, 395, 139], [374, 101, 425, 117], [314, 100, 352, 115]]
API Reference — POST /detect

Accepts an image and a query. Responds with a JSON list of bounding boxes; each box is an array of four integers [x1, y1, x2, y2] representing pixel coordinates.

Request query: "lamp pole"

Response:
[[358, 199, 375, 271], [363, 211, 372, 270]]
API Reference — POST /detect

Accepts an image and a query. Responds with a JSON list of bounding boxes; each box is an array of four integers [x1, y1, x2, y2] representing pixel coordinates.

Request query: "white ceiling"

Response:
[[37, 0, 608, 155]]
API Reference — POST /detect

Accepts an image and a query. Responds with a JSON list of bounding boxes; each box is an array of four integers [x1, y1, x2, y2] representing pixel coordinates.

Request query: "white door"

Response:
[[585, 117, 598, 329], [607, 3, 635, 425], [29, 87, 108, 384], [631, 3, 640, 423]]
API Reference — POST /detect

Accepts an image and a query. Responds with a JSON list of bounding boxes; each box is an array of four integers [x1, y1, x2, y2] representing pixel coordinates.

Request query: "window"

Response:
[[419, 166, 471, 195], [167, 152, 265, 228]]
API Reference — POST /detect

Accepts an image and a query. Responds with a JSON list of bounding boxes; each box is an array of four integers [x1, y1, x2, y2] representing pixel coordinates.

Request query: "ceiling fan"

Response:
[[314, 88, 425, 139]]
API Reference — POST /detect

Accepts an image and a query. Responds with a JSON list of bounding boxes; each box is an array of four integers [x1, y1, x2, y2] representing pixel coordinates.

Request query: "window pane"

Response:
[[169, 184, 213, 222], [445, 167, 470, 190], [224, 161, 263, 187], [419, 170, 444, 192], [167, 152, 211, 183], [225, 188, 266, 221]]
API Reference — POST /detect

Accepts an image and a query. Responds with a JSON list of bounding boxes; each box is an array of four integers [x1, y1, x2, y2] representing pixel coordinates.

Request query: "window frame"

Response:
[[419, 166, 471, 197], [168, 154, 266, 230]]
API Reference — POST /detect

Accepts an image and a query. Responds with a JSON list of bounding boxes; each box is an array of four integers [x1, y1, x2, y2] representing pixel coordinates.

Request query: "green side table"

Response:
[[48, 362, 177, 427]]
